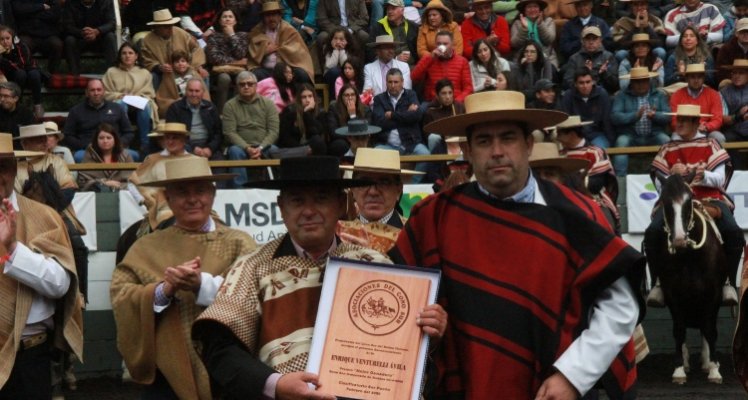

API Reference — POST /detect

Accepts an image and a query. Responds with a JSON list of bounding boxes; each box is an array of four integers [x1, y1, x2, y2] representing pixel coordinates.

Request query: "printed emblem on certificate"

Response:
[[306, 257, 441, 400]]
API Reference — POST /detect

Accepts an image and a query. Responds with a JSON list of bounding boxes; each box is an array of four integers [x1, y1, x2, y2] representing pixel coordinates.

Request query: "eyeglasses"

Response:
[[238, 81, 256, 88]]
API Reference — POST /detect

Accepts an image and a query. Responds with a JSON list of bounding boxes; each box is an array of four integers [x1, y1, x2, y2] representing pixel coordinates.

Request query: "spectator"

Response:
[[247, 1, 314, 83], [281, 0, 318, 45], [335, 56, 368, 103], [61, 0, 117, 75], [77, 123, 134, 191], [226, 0, 262, 32], [315, 0, 370, 54], [664, 25, 715, 86], [716, 18, 748, 83], [719, 59, 748, 168], [141, 9, 208, 91], [13, 0, 62, 73], [611, 67, 671, 175], [561, 68, 614, 148], [469, 38, 512, 92], [173, 0, 222, 41], [510, 0, 558, 68], [322, 27, 361, 99], [371, 68, 429, 181], [165, 78, 223, 161], [119, 0, 164, 45], [333, 118, 379, 160], [0, 82, 31, 138], [277, 83, 327, 156], [618, 33, 664, 91], [327, 83, 372, 156], [370, 0, 425, 33], [669, 63, 724, 143], [417, 0, 463, 59], [461, 0, 511, 58], [223, 71, 279, 188], [610, 0, 666, 61], [363, 35, 412, 96], [563, 26, 619, 93], [206, 7, 249, 114], [412, 30, 473, 103], [663, 0, 725, 48], [526, 78, 560, 109], [45, 121, 75, 167], [63, 79, 137, 162], [128, 122, 196, 231], [370, 0, 419, 65], [442, 0, 471, 24], [0, 26, 42, 119], [723, 1, 748, 42], [103, 42, 158, 156], [559, 0, 613, 60], [257, 62, 296, 112], [156, 50, 210, 118], [514, 41, 554, 97], [422, 78, 466, 154]]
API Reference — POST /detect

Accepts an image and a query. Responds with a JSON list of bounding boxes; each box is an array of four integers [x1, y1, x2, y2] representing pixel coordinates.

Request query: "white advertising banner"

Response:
[[626, 171, 748, 233], [119, 185, 436, 245], [72, 192, 97, 251]]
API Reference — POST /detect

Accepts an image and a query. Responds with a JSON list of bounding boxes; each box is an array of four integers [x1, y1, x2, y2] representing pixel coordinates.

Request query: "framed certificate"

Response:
[[306, 257, 441, 400]]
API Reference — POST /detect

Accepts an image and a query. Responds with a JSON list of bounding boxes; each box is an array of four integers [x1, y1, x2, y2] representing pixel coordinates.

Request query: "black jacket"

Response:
[[371, 89, 424, 152], [13, 0, 60, 38], [165, 97, 223, 154], [63, 100, 134, 151], [61, 0, 115, 38]]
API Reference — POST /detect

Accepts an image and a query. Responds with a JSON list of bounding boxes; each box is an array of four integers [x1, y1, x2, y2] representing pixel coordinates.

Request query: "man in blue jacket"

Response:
[[611, 66, 671, 175], [371, 68, 428, 181]]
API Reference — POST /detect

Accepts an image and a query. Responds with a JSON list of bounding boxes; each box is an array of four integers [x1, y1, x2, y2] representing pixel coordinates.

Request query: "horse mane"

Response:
[[22, 165, 67, 212]]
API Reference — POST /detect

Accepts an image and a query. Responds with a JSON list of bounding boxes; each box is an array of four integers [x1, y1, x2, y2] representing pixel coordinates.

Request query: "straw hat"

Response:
[[620, 66, 659, 80], [140, 157, 235, 187], [684, 63, 707, 75], [529, 143, 589, 172], [367, 35, 403, 48], [722, 59, 748, 71], [552, 115, 594, 130], [0, 133, 44, 158], [341, 148, 423, 175], [15, 124, 50, 140], [625, 33, 659, 48], [148, 122, 189, 138], [261, 1, 283, 14], [334, 119, 381, 136], [423, 91, 568, 136], [665, 104, 712, 118], [245, 156, 372, 189], [43, 121, 63, 140], [147, 9, 181, 26], [516, 0, 548, 13]]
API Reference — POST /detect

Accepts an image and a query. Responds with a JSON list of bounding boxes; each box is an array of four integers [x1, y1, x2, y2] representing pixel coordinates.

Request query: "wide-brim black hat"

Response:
[[245, 156, 373, 189]]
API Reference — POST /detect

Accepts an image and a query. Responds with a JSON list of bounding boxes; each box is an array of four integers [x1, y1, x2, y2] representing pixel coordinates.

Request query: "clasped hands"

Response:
[[162, 256, 202, 297]]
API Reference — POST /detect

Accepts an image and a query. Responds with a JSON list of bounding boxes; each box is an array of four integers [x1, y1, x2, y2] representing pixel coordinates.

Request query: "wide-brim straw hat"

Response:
[[14, 124, 50, 140], [529, 143, 590, 172], [552, 115, 594, 130], [148, 122, 189, 138], [147, 9, 181, 26], [340, 148, 423, 175], [44, 121, 63, 140], [684, 63, 708, 75], [424, 91, 568, 136], [334, 119, 381, 136], [245, 156, 373, 189], [665, 104, 712, 118], [261, 1, 283, 14], [0, 133, 44, 158], [624, 33, 659, 48], [367, 35, 402, 48], [620, 66, 659, 80], [516, 0, 548, 13], [722, 59, 748, 71], [140, 157, 235, 187]]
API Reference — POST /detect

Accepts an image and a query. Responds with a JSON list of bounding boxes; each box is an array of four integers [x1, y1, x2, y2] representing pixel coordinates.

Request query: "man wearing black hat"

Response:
[[193, 156, 446, 399]]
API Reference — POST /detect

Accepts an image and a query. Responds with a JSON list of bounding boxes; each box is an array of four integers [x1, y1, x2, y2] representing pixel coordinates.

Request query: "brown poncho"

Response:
[[247, 20, 315, 82]]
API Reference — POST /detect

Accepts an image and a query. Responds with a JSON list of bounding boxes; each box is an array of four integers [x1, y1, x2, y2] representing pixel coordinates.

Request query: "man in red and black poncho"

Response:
[[391, 90, 645, 399]]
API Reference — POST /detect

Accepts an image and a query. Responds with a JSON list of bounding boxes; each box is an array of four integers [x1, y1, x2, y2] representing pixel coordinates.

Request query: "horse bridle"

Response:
[[662, 198, 709, 255]]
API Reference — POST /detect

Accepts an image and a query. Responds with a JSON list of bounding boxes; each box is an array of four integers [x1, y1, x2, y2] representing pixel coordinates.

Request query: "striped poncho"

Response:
[[391, 180, 645, 399]]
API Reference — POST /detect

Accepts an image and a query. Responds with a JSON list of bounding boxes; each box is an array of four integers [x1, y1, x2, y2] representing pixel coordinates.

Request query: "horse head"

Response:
[[659, 172, 696, 252]]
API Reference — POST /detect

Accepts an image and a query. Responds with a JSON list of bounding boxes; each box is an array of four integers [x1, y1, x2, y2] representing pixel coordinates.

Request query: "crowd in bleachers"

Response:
[[2, 0, 748, 187]]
